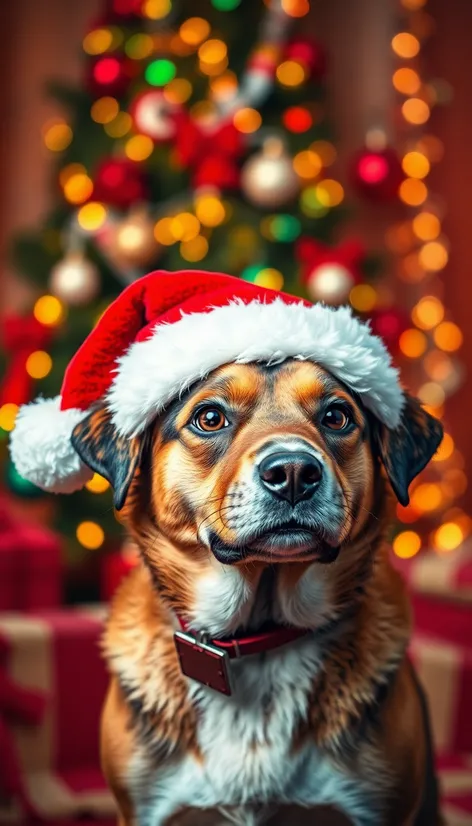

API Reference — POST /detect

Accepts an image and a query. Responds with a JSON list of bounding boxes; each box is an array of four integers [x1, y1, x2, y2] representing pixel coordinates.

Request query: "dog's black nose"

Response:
[[258, 452, 323, 505]]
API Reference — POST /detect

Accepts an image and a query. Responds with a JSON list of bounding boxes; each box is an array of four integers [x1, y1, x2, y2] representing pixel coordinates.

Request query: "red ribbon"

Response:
[[0, 315, 52, 407], [0, 633, 46, 800], [174, 112, 244, 190]]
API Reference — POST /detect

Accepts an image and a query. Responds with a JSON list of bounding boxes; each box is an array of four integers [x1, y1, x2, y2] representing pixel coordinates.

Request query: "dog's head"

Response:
[[72, 359, 442, 575]]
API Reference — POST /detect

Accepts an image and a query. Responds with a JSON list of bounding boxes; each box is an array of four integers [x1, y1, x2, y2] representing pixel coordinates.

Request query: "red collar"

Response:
[[174, 616, 309, 696], [178, 616, 309, 660]]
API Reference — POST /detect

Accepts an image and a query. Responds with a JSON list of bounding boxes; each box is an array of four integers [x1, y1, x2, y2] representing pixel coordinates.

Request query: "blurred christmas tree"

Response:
[[2, 0, 370, 570]]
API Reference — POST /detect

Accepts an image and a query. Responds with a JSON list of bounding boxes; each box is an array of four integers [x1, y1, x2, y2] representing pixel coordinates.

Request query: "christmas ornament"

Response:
[[0, 316, 52, 407], [297, 238, 365, 306], [101, 209, 160, 269], [10, 271, 406, 495], [241, 138, 299, 209], [284, 37, 326, 81], [49, 253, 100, 306], [351, 146, 403, 203], [91, 158, 149, 209], [130, 90, 181, 143], [175, 113, 243, 189]]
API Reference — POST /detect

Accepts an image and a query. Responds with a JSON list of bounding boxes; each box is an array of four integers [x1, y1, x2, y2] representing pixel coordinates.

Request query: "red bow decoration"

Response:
[[296, 237, 366, 285], [0, 633, 47, 800], [174, 112, 245, 190], [0, 315, 52, 407]]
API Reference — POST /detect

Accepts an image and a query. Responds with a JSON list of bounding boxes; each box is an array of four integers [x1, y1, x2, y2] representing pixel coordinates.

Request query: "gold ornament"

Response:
[[241, 138, 300, 209], [108, 209, 160, 269], [49, 252, 100, 306], [307, 263, 355, 305]]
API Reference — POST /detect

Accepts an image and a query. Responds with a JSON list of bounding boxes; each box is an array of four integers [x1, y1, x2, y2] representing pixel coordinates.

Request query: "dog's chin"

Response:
[[207, 527, 340, 566]]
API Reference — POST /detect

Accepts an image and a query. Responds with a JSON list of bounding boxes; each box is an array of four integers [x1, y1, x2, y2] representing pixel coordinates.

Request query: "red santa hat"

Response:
[[10, 270, 404, 494]]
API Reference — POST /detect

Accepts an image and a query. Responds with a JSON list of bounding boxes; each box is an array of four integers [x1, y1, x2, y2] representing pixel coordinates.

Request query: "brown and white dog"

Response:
[[72, 358, 444, 826]]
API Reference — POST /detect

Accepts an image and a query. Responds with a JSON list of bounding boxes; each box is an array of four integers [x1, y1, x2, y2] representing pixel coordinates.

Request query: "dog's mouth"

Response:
[[208, 519, 340, 565]]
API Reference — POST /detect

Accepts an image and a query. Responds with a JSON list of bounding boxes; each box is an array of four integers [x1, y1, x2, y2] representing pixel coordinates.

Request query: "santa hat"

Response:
[[10, 270, 404, 494]]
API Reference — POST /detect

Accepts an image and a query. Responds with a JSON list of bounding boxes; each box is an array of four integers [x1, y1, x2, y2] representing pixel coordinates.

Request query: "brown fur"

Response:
[[73, 361, 444, 826]]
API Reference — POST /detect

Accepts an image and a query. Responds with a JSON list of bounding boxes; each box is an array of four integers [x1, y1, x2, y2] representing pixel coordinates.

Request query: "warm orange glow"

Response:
[[443, 469, 468, 497], [392, 68, 421, 95], [412, 296, 444, 330], [402, 98, 430, 125], [400, 252, 425, 283], [91, 97, 119, 124], [398, 178, 427, 206], [154, 217, 176, 245], [180, 235, 209, 262], [104, 112, 132, 138], [0, 403, 18, 432], [434, 522, 464, 552], [402, 151, 430, 179], [76, 521, 105, 550], [418, 382, 446, 407], [63, 173, 94, 204], [276, 60, 306, 87], [385, 222, 415, 254], [170, 212, 201, 242], [254, 268, 284, 290], [434, 322, 463, 352], [310, 141, 337, 166], [401, 0, 427, 9], [413, 212, 441, 241], [179, 17, 211, 46], [391, 32, 420, 58], [34, 295, 64, 326], [85, 473, 110, 493], [315, 180, 344, 207], [25, 351, 52, 380], [210, 71, 238, 101], [164, 78, 193, 104], [77, 202, 107, 231], [281, 0, 310, 17], [411, 483, 443, 513], [432, 432, 454, 462], [399, 328, 427, 358], [424, 351, 453, 382], [393, 531, 421, 559], [233, 108, 262, 134], [418, 241, 449, 271], [198, 39, 227, 64], [125, 135, 154, 161], [349, 284, 377, 312]]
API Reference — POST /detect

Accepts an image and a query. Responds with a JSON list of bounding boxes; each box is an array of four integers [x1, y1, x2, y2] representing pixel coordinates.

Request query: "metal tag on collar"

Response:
[[174, 630, 233, 696]]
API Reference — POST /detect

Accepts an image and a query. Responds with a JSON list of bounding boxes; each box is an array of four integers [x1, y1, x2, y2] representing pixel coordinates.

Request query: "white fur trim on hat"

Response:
[[108, 298, 404, 437], [9, 397, 93, 494]]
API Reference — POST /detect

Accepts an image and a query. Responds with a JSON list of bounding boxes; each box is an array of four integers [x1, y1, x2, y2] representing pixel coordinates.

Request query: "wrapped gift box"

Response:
[[438, 753, 472, 826], [392, 542, 472, 604], [0, 607, 115, 823]]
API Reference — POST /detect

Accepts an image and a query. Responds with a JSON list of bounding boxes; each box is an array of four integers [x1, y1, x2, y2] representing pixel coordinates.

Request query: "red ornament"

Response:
[[0, 316, 52, 407], [174, 113, 244, 190], [351, 146, 403, 203], [91, 158, 149, 209], [282, 106, 313, 134], [370, 309, 409, 353], [284, 37, 326, 81], [297, 238, 365, 306], [86, 54, 137, 98]]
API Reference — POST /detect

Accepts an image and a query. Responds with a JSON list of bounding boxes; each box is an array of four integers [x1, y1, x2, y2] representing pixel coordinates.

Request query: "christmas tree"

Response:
[[0, 0, 466, 588]]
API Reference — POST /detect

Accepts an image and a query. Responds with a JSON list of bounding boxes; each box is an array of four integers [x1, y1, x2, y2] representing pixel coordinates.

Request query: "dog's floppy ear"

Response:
[[71, 407, 147, 510], [372, 393, 443, 507]]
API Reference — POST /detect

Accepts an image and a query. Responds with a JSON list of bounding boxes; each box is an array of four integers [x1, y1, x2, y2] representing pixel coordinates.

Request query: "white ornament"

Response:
[[111, 210, 159, 269], [131, 90, 180, 142], [241, 137, 299, 209], [49, 253, 100, 306], [307, 263, 354, 305]]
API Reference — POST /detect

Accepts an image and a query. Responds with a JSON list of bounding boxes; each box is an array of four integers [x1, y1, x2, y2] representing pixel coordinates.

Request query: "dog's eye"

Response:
[[322, 404, 352, 431], [193, 407, 229, 433]]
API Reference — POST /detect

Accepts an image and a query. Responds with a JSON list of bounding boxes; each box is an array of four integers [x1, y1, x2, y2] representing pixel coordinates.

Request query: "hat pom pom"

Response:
[[9, 397, 93, 494]]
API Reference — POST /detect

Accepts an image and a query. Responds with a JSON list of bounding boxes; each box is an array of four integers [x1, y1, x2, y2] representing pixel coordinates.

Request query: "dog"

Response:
[[72, 358, 444, 826]]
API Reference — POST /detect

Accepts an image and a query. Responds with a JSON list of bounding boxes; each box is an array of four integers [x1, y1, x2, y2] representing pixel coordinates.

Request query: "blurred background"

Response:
[[0, 0, 471, 823]]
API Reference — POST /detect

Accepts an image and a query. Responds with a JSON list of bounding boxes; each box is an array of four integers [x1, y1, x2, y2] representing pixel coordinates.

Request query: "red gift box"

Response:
[[0, 501, 62, 611], [0, 607, 115, 822], [392, 541, 472, 604], [101, 540, 139, 601]]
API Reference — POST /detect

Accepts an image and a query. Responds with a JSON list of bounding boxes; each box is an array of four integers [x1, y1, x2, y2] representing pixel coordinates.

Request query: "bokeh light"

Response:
[[270, 214, 301, 242], [402, 151, 430, 179], [411, 483, 443, 513], [125, 134, 154, 161], [233, 108, 262, 133], [34, 295, 64, 326], [212, 0, 241, 8], [142, 0, 172, 20], [283, 106, 313, 133], [310, 141, 337, 166], [349, 284, 377, 312], [210, 71, 238, 102], [76, 521, 105, 550], [154, 217, 176, 245], [434, 321, 463, 352], [398, 178, 428, 206], [145, 59, 176, 86], [392, 68, 421, 95], [179, 17, 211, 46], [391, 32, 420, 58], [43, 122, 73, 152], [85, 473, 110, 493], [413, 212, 440, 241], [293, 150, 322, 180], [0, 403, 18, 433], [170, 212, 201, 241], [125, 33, 154, 59], [93, 56, 121, 86], [164, 78, 193, 103], [91, 97, 119, 124], [418, 382, 446, 407], [254, 268, 284, 290], [77, 202, 107, 231], [315, 179, 344, 207], [180, 235, 209, 261], [198, 39, 227, 64], [276, 61, 306, 87], [104, 112, 132, 137], [432, 432, 454, 462], [412, 296, 444, 329], [83, 28, 114, 55], [25, 350, 53, 380], [418, 241, 449, 271], [399, 328, 427, 358], [402, 98, 430, 125], [393, 531, 421, 559], [433, 522, 463, 552], [195, 195, 226, 226], [281, 0, 310, 16], [63, 173, 94, 204]]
